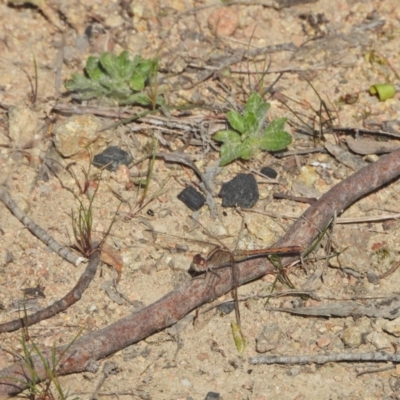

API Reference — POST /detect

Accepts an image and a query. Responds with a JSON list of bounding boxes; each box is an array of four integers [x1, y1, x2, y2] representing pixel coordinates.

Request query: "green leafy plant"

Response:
[[212, 92, 292, 166], [65, 51, 163, 107]]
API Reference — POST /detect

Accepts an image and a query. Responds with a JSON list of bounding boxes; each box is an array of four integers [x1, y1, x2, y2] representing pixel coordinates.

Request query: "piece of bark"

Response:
[[346, 136, 400, 155], [1, 148, 400, 396], [325, 141, 368, 171]]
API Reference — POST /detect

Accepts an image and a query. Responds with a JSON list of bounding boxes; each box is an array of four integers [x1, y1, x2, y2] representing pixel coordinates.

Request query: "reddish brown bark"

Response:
[[1, 149, 400, 396]]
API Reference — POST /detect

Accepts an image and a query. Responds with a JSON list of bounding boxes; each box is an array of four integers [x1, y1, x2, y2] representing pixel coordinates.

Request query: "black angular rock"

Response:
[[205, 393, 221, 400], [177, 186, 206, 211], [92, 146, 133, 172], [260, 166, 278, 179], [219, 173, 259, 208]]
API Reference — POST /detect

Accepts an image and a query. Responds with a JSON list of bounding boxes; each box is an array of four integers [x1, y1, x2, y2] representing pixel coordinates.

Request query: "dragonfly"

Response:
[[146, 218, 302, 331], [190, 244, 303, 328]]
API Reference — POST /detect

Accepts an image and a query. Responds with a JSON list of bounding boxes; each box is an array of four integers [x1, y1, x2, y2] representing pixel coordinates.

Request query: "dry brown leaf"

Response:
[[100, 242, 123, 283]]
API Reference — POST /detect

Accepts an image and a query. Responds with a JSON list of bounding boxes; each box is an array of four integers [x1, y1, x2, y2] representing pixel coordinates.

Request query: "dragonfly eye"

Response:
[[189, 254, 207, 272], [192, 254, 204, 265]]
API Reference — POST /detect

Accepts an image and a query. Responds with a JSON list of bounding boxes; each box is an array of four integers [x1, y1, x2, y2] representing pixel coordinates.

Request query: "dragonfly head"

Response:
[[189, 253, 207, 273]]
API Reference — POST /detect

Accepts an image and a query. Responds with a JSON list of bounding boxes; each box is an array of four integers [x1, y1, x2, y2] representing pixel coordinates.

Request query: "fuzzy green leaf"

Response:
[[239, 137, 259, 160], [65, 74, 99, 92], [114, 51, 136, 81], [244, 92, 263, 115], [212, 129, 241, 144], [219, 144, 242, 166], [130, 72, 145, 91], [227, 110, 246, 134], [123, 92, 151, 106], [213, 130, 242, 166], [259, 118, 292, 151], [85, 56, 103, 81], [253, 101, 270, 126], [244, 98, 270, 136], [243, 111, 259, 137], [134, 56, 153, 75], [99, 52, 118, 80]]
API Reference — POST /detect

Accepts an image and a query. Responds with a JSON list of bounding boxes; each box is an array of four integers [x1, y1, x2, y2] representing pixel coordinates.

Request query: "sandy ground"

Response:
[[1, 0, 400, 399]]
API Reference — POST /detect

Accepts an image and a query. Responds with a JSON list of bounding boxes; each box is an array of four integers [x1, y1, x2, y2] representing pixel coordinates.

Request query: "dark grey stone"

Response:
[[219, 173, 259, 208], [177, 186, 206, 211], [92, 146, 133, 171]]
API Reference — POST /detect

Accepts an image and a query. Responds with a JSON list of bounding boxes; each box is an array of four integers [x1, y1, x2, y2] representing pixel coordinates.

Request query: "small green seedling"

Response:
[[213, 92, 292, 166], [65, 51, 163, 107], [369, 83, 397, 101]]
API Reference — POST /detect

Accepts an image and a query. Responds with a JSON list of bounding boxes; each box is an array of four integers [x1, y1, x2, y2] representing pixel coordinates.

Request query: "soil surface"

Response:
[[1, 1, 400, 399]]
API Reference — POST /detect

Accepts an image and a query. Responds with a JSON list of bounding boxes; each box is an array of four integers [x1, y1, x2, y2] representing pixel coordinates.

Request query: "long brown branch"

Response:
[[1, 149, 400, 396]]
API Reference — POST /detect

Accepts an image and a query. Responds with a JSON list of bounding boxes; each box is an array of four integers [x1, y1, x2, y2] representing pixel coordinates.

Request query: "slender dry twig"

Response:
[[0, 250, 100, 333], [356, 365, 395, 377], [0, 186, 85, 266], [1, 149, 400, 395], [273, 193, 317, 204], [249, 352, 400, 365], [378, 260, 400, 280], [246, 206, 400, 224], [332, 126, 400, 140]]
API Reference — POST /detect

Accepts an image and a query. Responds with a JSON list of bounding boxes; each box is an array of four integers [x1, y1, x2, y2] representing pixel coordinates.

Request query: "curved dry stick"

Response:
[[0, 186, 86, 266], [274, 147, 400, 255], [0, 250, 100, 333], [1, 149, 400, 396]]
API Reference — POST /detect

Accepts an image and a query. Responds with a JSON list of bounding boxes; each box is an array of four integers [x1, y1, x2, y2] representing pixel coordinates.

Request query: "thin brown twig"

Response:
[[0, 249, 100, 333], [245, 207, 400, 224], [273, 193, 317, 204], [378, 260, 400, 280], [1, 149, 400, 395], [356, 365, 395, 377]]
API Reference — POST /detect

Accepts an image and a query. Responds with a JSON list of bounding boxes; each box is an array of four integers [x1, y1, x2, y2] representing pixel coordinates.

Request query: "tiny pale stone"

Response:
[[366, 331, 392, 350], [8, 105, 43, 148], [197, 352, 209, 361], [316, 336, 331, 348]]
